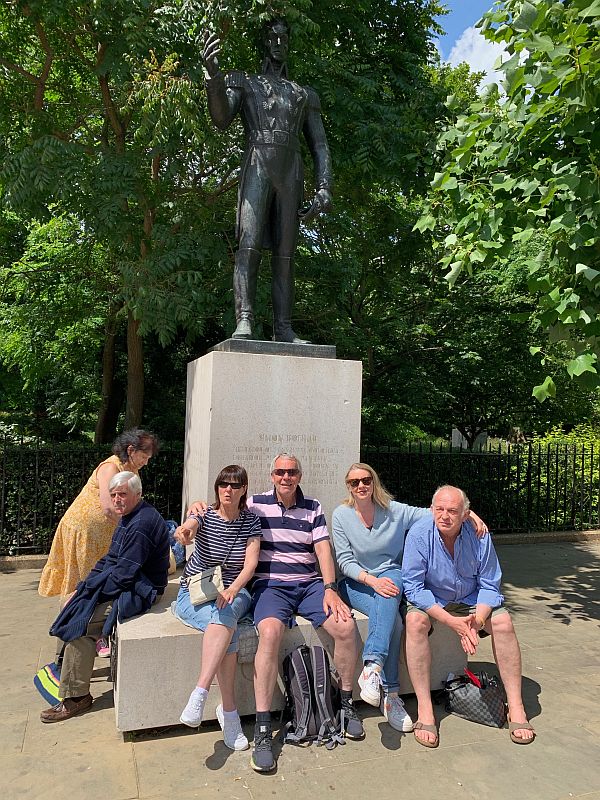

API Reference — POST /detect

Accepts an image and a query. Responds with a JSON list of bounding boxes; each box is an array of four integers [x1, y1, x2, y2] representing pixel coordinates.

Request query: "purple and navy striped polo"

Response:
[[248, 487, 329, 583]]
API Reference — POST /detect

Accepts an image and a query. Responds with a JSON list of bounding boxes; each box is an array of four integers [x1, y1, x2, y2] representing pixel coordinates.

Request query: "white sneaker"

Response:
[[358, 664, 382, 706], [381, 693, 413, 732], [180, 688, 207, 727], [216, 704, 249, 751]]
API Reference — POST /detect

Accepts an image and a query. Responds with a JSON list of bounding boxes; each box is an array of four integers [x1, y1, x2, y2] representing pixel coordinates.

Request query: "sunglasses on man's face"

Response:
[[347, 476, 373, 488], [217, 481, 244, 490], [272, 468, 300, 477]]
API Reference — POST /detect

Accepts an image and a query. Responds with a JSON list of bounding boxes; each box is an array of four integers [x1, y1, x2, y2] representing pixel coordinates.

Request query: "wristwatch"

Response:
[[323, 582, 338, 592]]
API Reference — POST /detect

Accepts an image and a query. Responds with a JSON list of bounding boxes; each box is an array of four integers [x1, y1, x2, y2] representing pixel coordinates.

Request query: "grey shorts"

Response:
[[404, 600, 508, 638]]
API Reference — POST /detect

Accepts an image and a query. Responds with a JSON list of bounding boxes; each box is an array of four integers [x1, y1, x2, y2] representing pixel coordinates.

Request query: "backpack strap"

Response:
[[283, 646, 314, 744], [310, 645, 345, 749]]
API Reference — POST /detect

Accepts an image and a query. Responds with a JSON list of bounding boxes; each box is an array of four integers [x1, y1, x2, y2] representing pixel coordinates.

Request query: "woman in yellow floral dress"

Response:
[[38, 429, 159, 598]]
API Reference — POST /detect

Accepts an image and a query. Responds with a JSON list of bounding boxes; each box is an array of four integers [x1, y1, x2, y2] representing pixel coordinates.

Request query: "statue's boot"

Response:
[[271, 256, 310, 344], [232, 248, 261, 339]]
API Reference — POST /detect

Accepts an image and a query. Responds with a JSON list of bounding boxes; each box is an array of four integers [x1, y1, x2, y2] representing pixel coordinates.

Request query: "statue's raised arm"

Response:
[[202, 18, 333, 344]]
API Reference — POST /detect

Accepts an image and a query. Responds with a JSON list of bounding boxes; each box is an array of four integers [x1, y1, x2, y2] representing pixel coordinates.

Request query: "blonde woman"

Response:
[[332, 463, 487, 733]]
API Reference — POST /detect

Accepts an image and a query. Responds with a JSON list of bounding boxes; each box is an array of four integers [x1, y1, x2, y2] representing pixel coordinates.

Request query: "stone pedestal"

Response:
[[113, 575, 467, 732], [181, 343, 362, 523]]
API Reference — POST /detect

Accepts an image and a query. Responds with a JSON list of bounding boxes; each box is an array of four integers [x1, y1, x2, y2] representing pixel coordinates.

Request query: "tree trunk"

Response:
[[124, 311, 144, 429], [94, 305, 123, 443]]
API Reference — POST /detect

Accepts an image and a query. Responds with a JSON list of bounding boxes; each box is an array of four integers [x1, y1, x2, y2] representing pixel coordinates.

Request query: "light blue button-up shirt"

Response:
[[402, 516, 504, 611]]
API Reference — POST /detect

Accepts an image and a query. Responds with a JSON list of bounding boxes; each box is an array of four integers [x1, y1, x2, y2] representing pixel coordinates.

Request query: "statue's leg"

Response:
[[233, 151, 271, 339], [271, 161, 308, 344], [271, 257, 309, 344], [232, 247, 261, 339]]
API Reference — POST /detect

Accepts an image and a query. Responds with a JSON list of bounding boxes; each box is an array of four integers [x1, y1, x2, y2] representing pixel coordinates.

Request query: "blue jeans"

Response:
[[339, 568, 404, 694], [172, 587, 252, 654]]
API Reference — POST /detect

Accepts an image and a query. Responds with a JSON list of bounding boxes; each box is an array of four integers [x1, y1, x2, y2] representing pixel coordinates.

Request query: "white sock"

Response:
[[192, 686, 208, 700], [223, 708, 239, 718]]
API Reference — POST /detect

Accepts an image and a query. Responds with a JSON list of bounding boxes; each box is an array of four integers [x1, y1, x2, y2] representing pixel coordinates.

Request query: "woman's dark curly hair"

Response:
[[112, 429, 160, 462]]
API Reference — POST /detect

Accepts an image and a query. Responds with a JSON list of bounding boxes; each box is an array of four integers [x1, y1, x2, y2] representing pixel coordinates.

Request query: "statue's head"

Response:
[[262, 17, 289, 65]]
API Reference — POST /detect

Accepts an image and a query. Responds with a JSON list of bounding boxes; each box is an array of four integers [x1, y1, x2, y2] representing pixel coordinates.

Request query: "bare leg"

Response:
[[197, 623, 235, 689], [216, 651, 238, 712], [405, 612, 437, 745], [321, 615, 359, 691], [254, 618, 285, 712], [488, 613, 534, 742]]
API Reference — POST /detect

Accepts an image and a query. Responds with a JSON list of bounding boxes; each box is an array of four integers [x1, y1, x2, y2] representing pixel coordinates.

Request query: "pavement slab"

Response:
[[1, 542, 599, 800]]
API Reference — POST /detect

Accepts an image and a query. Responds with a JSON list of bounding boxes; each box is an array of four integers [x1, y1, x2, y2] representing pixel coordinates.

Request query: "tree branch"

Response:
[[96, 43, 126, 151]]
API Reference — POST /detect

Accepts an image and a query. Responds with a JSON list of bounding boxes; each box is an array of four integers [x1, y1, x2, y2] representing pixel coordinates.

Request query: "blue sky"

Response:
[[434, 1, 505, 84]]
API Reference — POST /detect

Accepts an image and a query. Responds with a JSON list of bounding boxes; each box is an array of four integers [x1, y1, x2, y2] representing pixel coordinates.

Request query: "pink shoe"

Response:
[[96, 637, 110, 658]]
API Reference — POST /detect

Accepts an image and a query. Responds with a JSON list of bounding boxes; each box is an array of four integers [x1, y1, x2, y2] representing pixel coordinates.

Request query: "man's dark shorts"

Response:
[[252, 578, 328, 629], [403, 600, 508, 638]]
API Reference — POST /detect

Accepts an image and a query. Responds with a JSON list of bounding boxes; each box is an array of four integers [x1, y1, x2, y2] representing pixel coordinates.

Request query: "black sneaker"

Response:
[[341, 696, 364, 740], [251, 719, 276, 772]]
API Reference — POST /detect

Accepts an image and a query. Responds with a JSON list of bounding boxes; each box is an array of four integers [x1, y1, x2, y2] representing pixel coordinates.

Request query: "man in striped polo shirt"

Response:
[[247, 452, 362, 772]]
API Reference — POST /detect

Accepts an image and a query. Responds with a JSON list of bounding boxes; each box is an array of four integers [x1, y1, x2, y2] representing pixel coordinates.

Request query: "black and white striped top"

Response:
[[181, 507, 262, 589]]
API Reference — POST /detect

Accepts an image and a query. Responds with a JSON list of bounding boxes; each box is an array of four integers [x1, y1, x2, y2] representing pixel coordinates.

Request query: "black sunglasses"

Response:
[[347, 476, 373, 488], [272, 468, 300, 477], [217, 481, 244, 490]]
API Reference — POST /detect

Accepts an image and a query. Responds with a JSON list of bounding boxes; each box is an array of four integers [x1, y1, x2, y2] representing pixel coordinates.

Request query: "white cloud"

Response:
[[447, 25, 506, 87]]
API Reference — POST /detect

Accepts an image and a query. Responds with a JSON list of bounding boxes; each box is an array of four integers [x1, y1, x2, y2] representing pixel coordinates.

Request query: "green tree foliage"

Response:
[[417, 0, 600, 401], [0, 0, 236, 436], [0, 214, 110, 436], [1, 0, 450, 439]]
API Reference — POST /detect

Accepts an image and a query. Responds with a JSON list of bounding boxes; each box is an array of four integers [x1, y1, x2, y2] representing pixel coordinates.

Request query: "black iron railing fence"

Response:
[[1, 440, 599, 555], [361, 441, 600, 534], [0, 442, 184, 556]]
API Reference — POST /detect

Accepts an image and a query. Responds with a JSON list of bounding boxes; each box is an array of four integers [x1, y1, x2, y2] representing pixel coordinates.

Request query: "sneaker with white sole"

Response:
[[358, 664, 382, 706], [216, 704, 249, 751], [381, 693, 413, 732], [251, 718, 276, 772], [180, 688, 207, 728]]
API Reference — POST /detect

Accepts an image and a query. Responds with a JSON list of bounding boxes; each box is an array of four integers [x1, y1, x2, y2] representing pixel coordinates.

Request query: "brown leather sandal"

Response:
[[508, 717, 535, 745], [413, 721, 439, 748]]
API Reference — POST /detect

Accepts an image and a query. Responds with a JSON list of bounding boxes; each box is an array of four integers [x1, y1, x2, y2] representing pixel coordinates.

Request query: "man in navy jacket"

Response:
[[41, 471, 169, 723]]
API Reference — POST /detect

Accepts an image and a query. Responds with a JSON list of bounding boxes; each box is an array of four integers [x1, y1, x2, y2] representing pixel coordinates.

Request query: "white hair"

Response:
[[270, 452, 302, 475], [431, 484, 470, 512], [109, 471, 142, 495]]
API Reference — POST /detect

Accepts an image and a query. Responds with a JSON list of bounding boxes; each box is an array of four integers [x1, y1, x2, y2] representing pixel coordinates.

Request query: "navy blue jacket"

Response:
[[50, 500, 170, 642]]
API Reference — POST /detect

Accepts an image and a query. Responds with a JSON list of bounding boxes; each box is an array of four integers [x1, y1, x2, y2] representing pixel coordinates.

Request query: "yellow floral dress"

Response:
[[38, 455, 136, 597]]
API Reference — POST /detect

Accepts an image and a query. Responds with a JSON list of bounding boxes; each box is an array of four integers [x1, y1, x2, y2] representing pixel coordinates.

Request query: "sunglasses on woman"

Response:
[[217, 481, 244, 489], [347, 476, 373, 488]]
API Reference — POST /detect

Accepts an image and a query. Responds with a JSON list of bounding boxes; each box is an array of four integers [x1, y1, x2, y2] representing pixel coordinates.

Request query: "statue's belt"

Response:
[[248, 130, 300, 150]]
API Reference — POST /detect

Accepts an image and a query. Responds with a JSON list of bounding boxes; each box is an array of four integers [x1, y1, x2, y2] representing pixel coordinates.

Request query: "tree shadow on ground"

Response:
[[497, 541, 600, 625]]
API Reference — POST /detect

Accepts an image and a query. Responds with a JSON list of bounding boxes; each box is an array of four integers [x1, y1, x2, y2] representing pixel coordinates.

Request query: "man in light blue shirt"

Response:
[[402, 485, 535, 748]]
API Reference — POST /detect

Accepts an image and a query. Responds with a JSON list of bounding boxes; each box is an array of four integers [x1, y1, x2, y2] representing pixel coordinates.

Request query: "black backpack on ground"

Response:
[[281, 644, 346, 750]]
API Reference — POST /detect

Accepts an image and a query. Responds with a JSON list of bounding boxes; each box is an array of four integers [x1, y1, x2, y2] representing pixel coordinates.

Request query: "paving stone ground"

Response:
[[2, 540, 600, 800]]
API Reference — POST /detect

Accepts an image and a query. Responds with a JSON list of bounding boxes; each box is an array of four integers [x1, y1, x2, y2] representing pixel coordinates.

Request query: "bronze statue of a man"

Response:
[[203, 18, 333, 343]]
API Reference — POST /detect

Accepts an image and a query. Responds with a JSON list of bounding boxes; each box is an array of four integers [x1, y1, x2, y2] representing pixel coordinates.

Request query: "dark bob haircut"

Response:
[[213, 465, 249, 511], [112, 429, 160, 462]]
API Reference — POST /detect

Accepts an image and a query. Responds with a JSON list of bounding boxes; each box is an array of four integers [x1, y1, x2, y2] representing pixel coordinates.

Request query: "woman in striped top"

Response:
[[173, 465, 261, 751]]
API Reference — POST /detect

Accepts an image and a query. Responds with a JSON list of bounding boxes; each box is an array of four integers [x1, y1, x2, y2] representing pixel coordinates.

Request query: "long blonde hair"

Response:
[[342, 462, 394, 509]]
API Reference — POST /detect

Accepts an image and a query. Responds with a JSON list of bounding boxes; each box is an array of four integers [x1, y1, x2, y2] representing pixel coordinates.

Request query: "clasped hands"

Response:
[[452, 614, 481, 655]]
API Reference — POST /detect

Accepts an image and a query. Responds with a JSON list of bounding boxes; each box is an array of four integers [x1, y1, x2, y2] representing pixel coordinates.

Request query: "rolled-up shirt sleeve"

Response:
[[401, 530, 438, 611], [476, 535, 504, 608]]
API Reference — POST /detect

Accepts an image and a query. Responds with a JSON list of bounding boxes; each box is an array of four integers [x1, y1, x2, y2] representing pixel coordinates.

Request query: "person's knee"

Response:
[[380, 567, 403, 590], [256, 618, 285, 653], [491, 611, 515, 636], [328, 616, 357, 645], [406, 611, 430, 639]]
